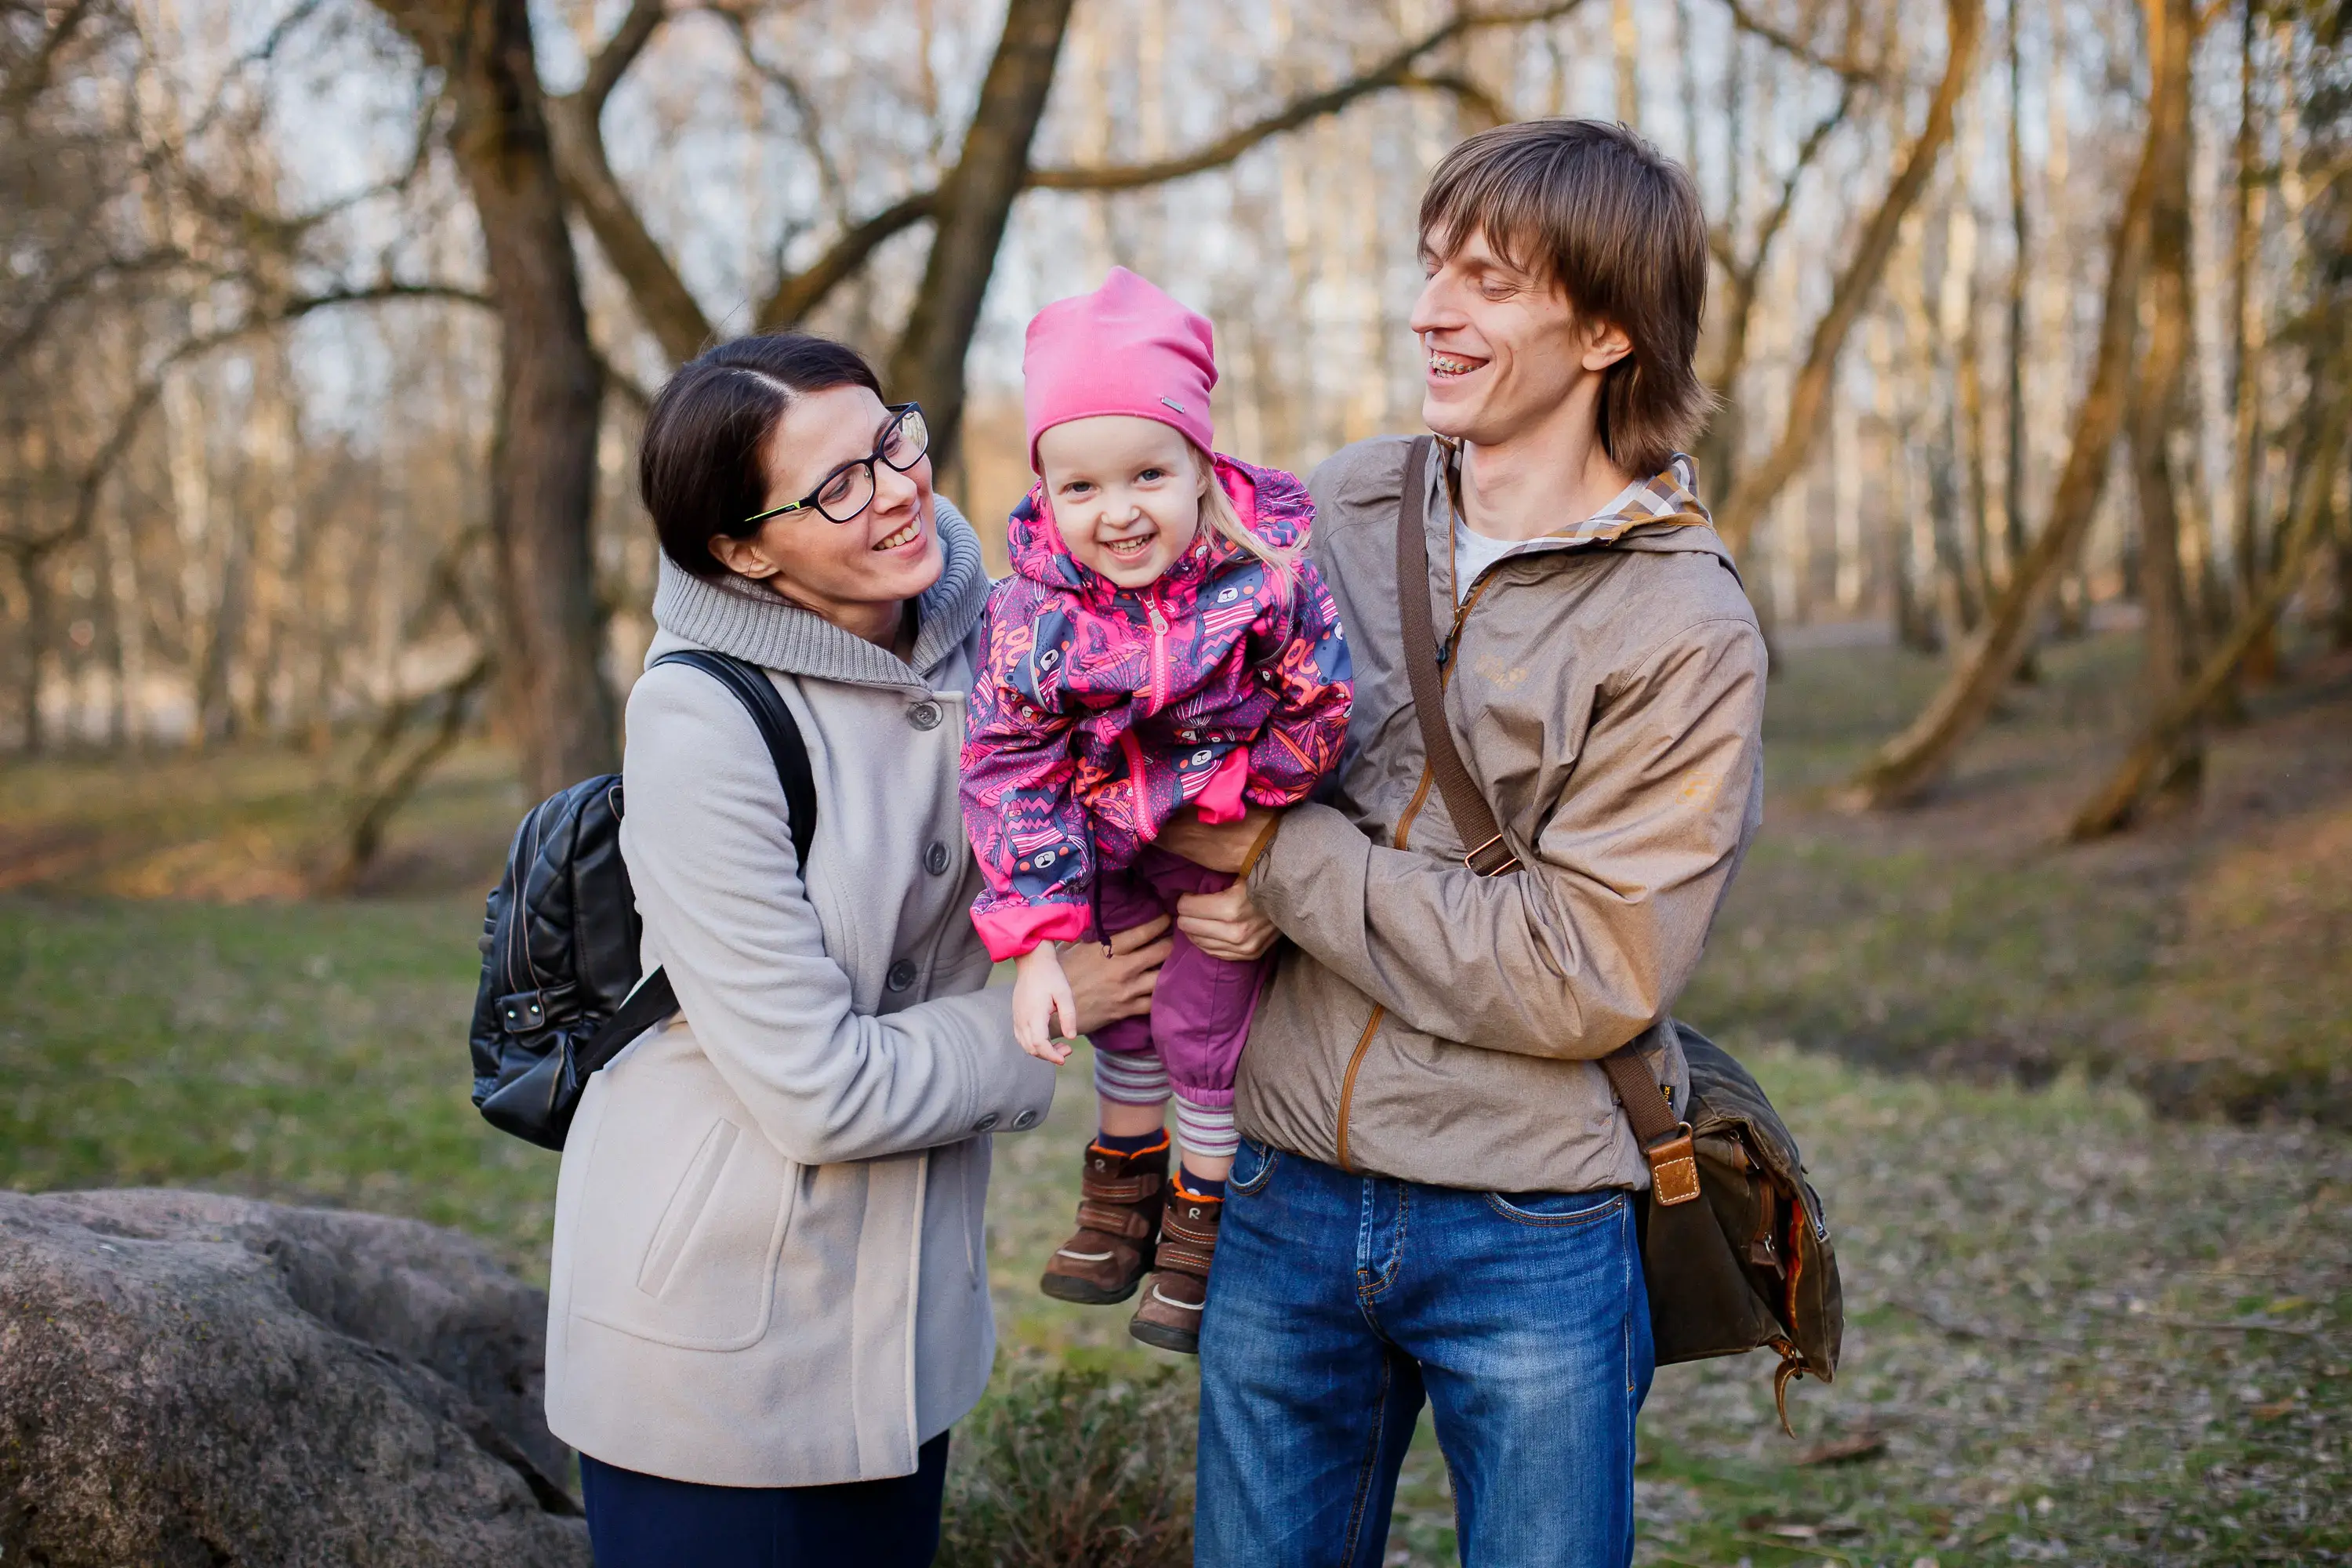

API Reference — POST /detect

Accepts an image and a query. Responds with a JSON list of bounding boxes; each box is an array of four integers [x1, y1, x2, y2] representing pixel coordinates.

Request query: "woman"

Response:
[[543, 333, 1168, 1566]]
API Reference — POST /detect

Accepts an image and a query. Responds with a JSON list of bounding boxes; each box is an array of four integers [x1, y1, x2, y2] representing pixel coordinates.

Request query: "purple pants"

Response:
[[1089, 847, 1270, 1109]]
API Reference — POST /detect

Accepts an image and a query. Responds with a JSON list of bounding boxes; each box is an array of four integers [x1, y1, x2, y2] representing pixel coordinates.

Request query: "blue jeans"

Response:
[[1196, 1141, 1653, 1568]]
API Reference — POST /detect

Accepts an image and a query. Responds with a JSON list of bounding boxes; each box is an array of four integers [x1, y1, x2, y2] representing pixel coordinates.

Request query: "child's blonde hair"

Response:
[[1192, 443, 1298, 599]]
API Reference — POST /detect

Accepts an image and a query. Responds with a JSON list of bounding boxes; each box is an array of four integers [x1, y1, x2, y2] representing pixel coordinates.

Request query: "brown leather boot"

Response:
[[1128, 1179, 1221, 1355], [1039, 1138, 1167, 1305]]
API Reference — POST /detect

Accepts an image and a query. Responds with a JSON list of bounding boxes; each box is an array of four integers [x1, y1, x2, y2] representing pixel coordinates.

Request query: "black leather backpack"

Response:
[[466, 650, 815, 1149]]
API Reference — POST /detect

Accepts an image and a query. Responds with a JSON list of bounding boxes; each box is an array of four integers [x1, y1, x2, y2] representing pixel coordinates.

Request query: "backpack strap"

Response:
[[651, 650, 818, 870], [1391, 437, 1700, 1204], [571, 651, 818, 1080]]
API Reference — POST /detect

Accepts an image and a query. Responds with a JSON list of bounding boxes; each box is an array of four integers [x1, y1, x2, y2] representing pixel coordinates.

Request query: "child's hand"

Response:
[[1012, 946, 1079, 1064]]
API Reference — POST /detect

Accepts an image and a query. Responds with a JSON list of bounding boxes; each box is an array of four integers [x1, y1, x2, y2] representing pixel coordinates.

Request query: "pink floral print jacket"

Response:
[[960, 455, 1352, 962]]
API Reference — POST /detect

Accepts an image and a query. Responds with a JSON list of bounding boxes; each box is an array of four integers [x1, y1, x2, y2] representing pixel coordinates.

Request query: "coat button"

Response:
[[1012, 1109, 1039, 1131], [885, 959, 918, 992], [974, 1112, 1000, 1133], [907, 701, 942, 731], [924, 840, 951, 876]]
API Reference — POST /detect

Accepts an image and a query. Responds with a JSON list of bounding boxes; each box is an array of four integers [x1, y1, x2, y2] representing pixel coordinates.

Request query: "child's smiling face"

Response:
[[1035, 416, 1206, 590]]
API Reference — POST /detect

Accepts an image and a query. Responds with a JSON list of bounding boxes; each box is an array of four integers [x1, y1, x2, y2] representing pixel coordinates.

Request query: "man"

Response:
[[1163, 119, 1766, 1566]]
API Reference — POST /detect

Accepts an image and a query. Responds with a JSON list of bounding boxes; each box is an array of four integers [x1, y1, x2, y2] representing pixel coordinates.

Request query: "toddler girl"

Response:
[[960, 268, 1352, 1354]]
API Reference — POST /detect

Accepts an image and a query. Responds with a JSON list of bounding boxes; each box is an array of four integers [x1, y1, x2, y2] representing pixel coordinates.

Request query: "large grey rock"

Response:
[[0, 1188, 590, 1567]]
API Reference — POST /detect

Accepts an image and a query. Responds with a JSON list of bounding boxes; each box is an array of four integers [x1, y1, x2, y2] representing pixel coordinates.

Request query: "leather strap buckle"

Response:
[[1645, 1121, 1702, 1207], [1462, 833, 1520, 877]]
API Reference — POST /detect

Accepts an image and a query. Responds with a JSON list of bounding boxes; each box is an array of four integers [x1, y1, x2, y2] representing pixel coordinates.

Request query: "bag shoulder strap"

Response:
[[1393, 437, 1519, 878], [1390, 437, 1682, 1150], [575, 651, 818, 1077]]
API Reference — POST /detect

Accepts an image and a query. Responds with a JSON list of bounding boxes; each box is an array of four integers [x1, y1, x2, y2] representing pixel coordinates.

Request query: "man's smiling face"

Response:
[[1409, 227, 1588, 448]]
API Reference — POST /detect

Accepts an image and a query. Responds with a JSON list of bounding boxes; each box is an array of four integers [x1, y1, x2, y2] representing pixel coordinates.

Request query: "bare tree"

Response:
[[1838, 0, 2181, 809], [1711, 0, 1986, 553], [2071, 359, 2348, 838], [372, 0, 612, 797], [2123, 0, 2201, 800]]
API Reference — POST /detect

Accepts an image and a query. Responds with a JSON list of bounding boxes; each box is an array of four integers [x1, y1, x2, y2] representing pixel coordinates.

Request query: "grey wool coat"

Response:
[[543, 499, 1056, 1487]]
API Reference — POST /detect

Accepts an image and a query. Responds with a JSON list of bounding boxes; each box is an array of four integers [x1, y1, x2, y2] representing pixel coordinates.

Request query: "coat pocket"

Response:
[[571, 1098, 796, 1352], [637, 1119, 740, 1298]]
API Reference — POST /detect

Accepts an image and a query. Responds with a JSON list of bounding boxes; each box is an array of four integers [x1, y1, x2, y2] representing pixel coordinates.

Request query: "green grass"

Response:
[[3, 908, 2346, 1564], [0, 895, 556, 1271], [5, 636, 2350, 1563]]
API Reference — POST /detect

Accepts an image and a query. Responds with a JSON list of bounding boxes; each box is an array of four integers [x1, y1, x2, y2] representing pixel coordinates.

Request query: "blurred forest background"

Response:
[[3, 0, 2347, 1563]]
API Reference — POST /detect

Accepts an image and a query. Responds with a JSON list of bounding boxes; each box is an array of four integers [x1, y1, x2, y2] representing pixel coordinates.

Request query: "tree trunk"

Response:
[[192, 505, 249, 747], [378, 0, 614, 797], [1712, 0, 1984, 552], [1611, 0, 1640, 128], [884, 0, 1079, 471], [13, 549, 49, 756], [2070, 383, 2347, 838], [2126, 0, 2201, 797], [2003, 0, 2031, 586], [2230, 0, 2276, 683], [1930, 430, 1977, 635], [97, 473, 143, 748], [1838, 4, 2174, 810]]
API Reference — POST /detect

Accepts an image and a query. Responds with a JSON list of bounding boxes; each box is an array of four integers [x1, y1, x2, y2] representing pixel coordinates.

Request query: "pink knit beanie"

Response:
[[1022, 267, 1217, 473]]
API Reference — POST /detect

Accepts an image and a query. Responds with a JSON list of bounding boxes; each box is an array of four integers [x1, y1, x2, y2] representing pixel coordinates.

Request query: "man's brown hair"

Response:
[[1420, 118, 1713, 479]]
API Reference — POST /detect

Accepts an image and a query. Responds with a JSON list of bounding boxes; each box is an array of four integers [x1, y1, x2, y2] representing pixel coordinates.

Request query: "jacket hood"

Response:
[[1434, 442, 1739, 582], [1005, 454, 1310, 597], [1577, 453, 1736, 571]]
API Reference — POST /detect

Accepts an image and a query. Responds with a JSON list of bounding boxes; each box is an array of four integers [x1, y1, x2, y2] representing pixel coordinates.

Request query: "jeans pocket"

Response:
[[1230, 1138, 1279, 1196], [1483, 1189, 1624, 1228]]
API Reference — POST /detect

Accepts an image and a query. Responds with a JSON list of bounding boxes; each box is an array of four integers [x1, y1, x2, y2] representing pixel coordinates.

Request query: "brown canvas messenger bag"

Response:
[[1392, 435, 1842, 1429]]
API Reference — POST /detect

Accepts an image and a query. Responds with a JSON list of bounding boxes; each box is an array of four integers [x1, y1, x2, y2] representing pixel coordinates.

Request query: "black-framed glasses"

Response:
[[741, 402, 930, 528]]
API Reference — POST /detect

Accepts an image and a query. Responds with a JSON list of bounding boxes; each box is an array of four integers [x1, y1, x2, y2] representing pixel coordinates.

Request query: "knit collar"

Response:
[[649, 495, 992, 689]]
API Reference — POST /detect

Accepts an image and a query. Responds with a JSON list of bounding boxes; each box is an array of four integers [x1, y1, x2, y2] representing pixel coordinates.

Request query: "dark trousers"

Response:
[[579, 1432, 950, 1567]]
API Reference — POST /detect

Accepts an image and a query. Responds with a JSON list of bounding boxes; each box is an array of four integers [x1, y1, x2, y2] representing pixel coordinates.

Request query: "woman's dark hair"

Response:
[[639, 333, 884, 580]]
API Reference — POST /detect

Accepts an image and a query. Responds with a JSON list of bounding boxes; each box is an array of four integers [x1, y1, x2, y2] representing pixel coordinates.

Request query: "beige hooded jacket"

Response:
[[1236, 436, 1766, 1196]]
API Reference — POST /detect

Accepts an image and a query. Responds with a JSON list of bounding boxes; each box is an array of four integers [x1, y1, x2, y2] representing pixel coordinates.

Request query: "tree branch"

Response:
[[612, 0, 1591, 349], [1712, 0, 1984, 550], [2067, 374, 2349, 838], [1399, 71, 1511, 132], [753, 189, 937, 332], [699, 2, 848, 217], [1719, 0, 1885, 84], [580, 0, 665, 118], [2, 0, 98, 111], [546, 87, 715, 363], [1708, 84, 1856, 397], [1027, 1, 1590, 194], [24, 283, 491, 564]]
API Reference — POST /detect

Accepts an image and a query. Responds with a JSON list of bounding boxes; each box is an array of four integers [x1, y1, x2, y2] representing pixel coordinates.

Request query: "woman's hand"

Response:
[[1012, 947, 1079, 1064], [1174, 880, 1279, 962], [1154, 804, 1279, 874], [1061, 914, 1171, 1036]]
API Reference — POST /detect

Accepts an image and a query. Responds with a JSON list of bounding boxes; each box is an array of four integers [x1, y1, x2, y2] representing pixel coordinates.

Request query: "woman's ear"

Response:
[[708, 529, 780, 580]]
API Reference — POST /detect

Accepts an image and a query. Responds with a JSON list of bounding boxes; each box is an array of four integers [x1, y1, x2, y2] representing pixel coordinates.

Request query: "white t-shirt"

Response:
[[1452, 480, 1644, 603]]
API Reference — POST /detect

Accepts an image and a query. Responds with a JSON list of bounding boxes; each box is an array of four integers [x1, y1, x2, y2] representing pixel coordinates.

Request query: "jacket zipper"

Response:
[[1121, 730, 1149, 827], [1389, 575, 1497, 855], [1334, 573, 1499, 1171], [1143, 593, 1171, 714]]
